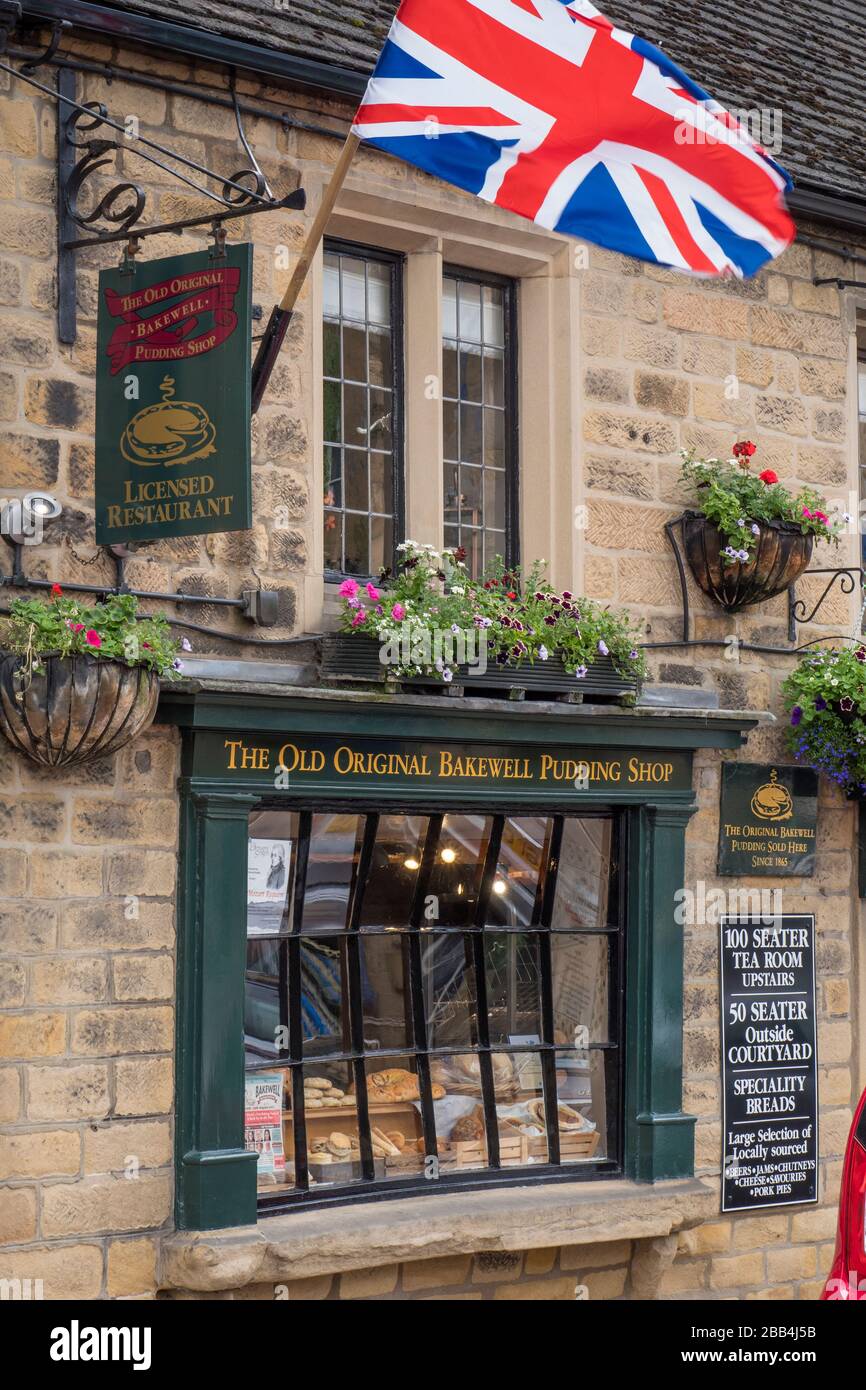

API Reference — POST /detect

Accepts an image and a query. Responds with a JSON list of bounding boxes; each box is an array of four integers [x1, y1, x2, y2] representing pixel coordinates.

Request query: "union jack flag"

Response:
[[352, 0, 795, 276]]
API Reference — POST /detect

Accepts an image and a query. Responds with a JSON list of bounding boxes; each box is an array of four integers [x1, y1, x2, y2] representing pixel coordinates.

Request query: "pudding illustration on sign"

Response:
[[121, 375, 217, 468], [750, 768, 794, 822]]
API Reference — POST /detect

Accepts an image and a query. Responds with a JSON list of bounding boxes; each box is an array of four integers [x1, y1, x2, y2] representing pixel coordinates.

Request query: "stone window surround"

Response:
[[312, 181, 585, 630]]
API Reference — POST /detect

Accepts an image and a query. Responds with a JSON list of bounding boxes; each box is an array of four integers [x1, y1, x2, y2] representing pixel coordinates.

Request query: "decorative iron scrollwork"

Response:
[[63, 102, 146, 235]]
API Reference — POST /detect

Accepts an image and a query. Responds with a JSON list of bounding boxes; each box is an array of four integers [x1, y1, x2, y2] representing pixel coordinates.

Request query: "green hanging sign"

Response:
[[95, 244, 252, 544]]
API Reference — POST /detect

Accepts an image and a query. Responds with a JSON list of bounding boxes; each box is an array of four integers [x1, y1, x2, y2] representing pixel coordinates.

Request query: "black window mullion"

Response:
[[407, 815, 444, 1164], [471, 816, 504, 1169], [345, 814, 379, 1181], [537, 816, 564, 1165], [287, 810, 312, 1192]]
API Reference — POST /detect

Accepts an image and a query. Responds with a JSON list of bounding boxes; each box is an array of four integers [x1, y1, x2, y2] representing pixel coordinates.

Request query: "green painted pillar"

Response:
[[626, 802, 697, 1182], [175, 790, 259, 1230]]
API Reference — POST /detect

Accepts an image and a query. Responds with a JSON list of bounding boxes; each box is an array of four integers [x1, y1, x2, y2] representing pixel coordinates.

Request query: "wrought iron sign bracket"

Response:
[[0, 30, 307, 343], [645, 514, 864, 657]]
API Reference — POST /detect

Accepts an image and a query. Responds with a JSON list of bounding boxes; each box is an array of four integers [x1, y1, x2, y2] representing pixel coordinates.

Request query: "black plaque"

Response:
[[720, 914, 819, 1213], [718, 763, 818, 877]]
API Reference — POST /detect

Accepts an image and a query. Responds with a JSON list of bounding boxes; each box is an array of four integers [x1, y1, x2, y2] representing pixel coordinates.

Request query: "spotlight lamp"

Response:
[[0, 492, 62, 545]]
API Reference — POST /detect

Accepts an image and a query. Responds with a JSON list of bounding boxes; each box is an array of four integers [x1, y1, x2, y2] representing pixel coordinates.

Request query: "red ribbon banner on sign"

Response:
[[103, 265, 242, 375]]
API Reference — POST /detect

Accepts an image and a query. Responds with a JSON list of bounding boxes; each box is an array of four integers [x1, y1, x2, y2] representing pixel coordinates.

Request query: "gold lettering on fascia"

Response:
[[223, 740, 678, 786]]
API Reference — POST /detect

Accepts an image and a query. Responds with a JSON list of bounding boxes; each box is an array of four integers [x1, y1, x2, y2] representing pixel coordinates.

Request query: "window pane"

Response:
[[443, 400, 459, 460], [556, 1049, 607, 1162], [323, 247, 400, 576], [323, 320, 341, 377], [247, 809, 301, 936], [443, 340, 458, 398], [552, 933, 612, 1047], [367, 259, 391, 325], [323, 380, 341, 444], [302, 814, 361, 933], [369, 453, 394, 516], [300, 938, 345, 1057], [424, 814, 493, 928], [460, 346, 483, 402], [359, 934, 411, 1050], [342, 324, 366, 382], [292, 1061, 366, 1188], [245, 1068, 293, 1191], [483, 349, 505, 406], [551, 818, 616, 930], [360, 814, 428, 927], [369, 387, 393, 451], [344, 449, 368, 511], [458, 280, 482, 341], [245, 937, 282, 1060], [460, 402, 482, 464], [423, 934, 478, 1048], [344, 513, 369, 576], [483, 284, 505, 346], [429, 1054, 489, 1170], [370, 515, 393, 574], [323, 445, 342, 509], [442, 277, 458, 337], [484, 468, 505, 530], [323, 510, 341, 570], [323, 253, 340, 316], [482, 816, 551, 929], [369, 327, 392, 386], [485, 932, 541, 1043], [484, 407, 504, 467], [341, 257, 366, 320]]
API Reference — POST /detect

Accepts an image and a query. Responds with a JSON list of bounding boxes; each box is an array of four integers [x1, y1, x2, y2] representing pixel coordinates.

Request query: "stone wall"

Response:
[[0, 724, 178, 1299]]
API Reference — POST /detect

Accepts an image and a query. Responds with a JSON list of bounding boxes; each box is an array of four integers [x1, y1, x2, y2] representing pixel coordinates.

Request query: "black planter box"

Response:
[[319, 634, 640, 704]]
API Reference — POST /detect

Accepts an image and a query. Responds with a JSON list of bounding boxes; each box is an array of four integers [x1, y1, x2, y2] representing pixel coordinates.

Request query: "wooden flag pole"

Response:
[[251, 131, 361, 412]]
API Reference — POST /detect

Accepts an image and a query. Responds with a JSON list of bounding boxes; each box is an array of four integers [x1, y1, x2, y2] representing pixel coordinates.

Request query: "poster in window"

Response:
[[244, 1071, 286, 1184], [247, 838, 292, 935]]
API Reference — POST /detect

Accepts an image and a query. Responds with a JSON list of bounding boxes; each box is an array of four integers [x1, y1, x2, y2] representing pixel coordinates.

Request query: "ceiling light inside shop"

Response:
[[440, 847, 456, 863]]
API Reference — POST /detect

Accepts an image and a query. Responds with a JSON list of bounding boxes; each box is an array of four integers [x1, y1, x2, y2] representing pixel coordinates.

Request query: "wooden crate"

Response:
[[447, 1132, 529, 1168], [527, 1128, 600, 1161]]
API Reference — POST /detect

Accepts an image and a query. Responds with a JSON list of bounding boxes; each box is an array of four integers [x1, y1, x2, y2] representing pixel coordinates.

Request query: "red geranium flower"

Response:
[[733, 441, 757, 458], [50, 583, 62, 598], [759, 469, 778, 485]]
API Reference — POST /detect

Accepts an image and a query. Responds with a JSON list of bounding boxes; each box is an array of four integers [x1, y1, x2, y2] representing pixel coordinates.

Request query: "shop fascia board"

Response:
[[159, 682, 764, 754], [160, 1176, 718, 1291]]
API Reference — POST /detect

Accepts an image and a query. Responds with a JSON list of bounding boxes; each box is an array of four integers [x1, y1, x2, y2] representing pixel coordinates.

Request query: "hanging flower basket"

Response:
[[679, 442, 841, 614], [0, 653, 160, 767], [783, 645, 866, 800], [0, 589, 185, 767], [681, 510, 815, 613]]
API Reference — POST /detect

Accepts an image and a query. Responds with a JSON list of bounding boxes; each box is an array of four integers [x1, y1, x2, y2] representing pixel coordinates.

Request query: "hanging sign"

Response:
[[95, 244, 252, 543], [717, 763, 818, 877], [720, 914, 818, 1213]]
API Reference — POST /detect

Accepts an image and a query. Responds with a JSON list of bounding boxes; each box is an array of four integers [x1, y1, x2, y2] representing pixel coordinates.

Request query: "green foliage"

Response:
[[337, 541, 647, 684], [680, 444, 842, 565], [1, 589, 183, 680], [782, 643, 866, 795]]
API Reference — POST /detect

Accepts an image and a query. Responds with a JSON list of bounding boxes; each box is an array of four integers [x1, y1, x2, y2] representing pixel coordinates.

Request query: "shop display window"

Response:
[[244, 809, 623, 1204]]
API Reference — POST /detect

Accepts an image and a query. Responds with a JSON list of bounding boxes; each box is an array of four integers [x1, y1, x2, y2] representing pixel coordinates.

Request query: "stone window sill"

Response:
[[160, 1177, 718, 1292]]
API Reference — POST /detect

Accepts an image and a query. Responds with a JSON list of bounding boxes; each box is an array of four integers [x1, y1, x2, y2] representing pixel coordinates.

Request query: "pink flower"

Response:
[[339, 578, 360, 599], [85, 630, 101, 649], [802, 507, 813, 520], [366, 582, 381, 602], [67, 621, 85, 633], [351, 608, 367, 628], [391, 603, 406, 621], [814, 511, 828, 524]]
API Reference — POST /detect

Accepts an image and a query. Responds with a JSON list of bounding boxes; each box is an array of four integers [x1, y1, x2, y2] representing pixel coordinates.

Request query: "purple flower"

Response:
[[181, 637, 192, 652], [750, 524, 760, 537], [538, 645, 549, 661], [574, 665, 588, 679], [840, 696, 855, 713], [790, 706, 803, 727], [597, 639, 609, 657], [442, 668, 453, 683], [172, 658, 184, 672], [544, 615, 557, 627], [815, 697, 827, 711], [629, 649, 639, 660]]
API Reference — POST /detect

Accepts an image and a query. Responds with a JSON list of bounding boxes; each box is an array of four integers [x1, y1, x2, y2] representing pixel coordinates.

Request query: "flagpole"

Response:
[[251, 131, 361, 413]]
